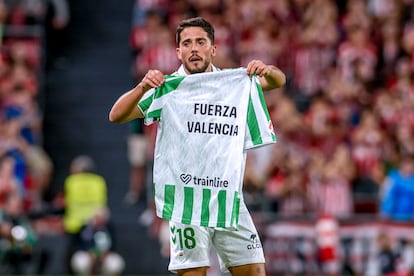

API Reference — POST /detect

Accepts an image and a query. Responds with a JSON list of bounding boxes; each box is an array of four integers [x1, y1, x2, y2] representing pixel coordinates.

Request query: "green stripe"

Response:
[[255, 80, 271, 121], [255, 79, 276, 142], [147, 109, 162, 120], [162, 185, 175, 220], [247, 97, 263, 145], [139, 75, 184, 116], [182, 187, 194, 224], [217, 190, 227, 227], [143, 76, 185, 121], [154, 76, 185, 99], [138, 96, 153, 113], [230, 191, 240, 228], [200, 189, 211, 227]]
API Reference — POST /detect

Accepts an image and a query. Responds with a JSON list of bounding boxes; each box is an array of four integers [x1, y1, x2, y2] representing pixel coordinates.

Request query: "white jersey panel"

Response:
[[139, 67, 276, 229]]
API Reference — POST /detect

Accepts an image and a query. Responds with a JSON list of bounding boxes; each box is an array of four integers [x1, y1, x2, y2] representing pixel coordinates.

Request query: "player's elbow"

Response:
[[275, 69, 287, 86], [275, 73, 286, 89], [109, 107, 144, 123], [262, 69, 286, 91], [108, 109, 124, 123], [281, 73, 287, 86], [263, 75, 286, 91]]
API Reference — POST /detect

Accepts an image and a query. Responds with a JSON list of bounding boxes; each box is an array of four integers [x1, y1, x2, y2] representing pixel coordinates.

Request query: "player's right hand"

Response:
[[139, 69, 165, 92]]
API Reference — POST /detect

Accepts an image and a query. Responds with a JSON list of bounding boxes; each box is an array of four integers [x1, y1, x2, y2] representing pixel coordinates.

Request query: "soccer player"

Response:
[[109, 17, 286, 276]]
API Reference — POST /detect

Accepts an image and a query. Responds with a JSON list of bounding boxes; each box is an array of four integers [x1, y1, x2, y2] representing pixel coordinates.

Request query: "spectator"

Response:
[[63, 155, 107, 274], [70, 207, 125, 276], [337, 25, 378, 86], [376, 18, 404, 81], [401, 22, 414, 61], [396, 238, 414, 275], [44, 0, 70, 68], [0, 155, 21, 207], [47, 0, 70, 30], [307, 151, 353, 219], [263, 144, 290, 213], [0, 192, 37, 274], [268, 94, 305, 143], [380, 153, 414, 221], [369, 232, 397, 275], [372, 87, 400, 135], [341, 0, 372, 34], [351, 109, 386, 190], [315, 215, 341, 276], [304, 96, 341, 154], [2, 0, 45, 26], [395, 122, 414, 158], [391, 56, 414, 104], [278, 171, 308, 217], [0, 110, 29, 192]]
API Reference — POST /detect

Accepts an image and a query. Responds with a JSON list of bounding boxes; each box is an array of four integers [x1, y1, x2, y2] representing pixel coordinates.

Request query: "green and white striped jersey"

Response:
[[138, 67, 276, 229]]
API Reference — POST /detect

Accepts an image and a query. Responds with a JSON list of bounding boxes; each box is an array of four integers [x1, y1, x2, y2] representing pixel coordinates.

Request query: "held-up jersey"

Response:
[[138, 67, 276, 229]]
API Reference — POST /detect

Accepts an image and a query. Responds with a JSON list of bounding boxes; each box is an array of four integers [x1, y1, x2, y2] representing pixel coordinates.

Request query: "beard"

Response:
[[184, 58, 211, 74]]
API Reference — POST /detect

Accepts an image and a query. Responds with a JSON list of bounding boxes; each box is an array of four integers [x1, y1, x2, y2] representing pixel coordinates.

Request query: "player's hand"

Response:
[[246, 60, 272, 78], [139, 69, 165, 92]]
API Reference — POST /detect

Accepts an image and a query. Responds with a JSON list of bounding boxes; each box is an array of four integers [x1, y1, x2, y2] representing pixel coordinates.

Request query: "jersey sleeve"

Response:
[[137, 88, 156, 124], [244, 76, 277, 150], [138, 75, 186, 125], [143, 89, 162, 125]]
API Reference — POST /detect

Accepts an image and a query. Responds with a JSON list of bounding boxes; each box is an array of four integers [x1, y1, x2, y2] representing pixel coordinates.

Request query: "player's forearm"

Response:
[[109, 83, 146, 123], [261, 65, 286, 91]]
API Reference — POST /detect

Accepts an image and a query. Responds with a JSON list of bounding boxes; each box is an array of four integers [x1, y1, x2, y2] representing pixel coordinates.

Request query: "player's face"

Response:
[[176, 27, 216, 74]]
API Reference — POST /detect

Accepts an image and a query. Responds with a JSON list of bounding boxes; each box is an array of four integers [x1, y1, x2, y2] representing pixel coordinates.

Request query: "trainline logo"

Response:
[[180, 174, 192, 184], [179, 173, 229, 188]]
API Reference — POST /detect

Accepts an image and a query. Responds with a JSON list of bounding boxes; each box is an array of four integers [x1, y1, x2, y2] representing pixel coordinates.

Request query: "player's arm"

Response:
[[246, 60, 286, 91], [109, 69, 165, 123]]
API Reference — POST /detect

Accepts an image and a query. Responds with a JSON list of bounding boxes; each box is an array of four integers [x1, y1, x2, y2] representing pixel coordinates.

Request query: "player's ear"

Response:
[[211, 45, 217, 57], [176, 47, 183, 62]]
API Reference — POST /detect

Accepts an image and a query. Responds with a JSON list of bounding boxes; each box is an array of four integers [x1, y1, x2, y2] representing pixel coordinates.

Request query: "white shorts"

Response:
[[127, 134, 147, 166], [168, 204, 265, 273]]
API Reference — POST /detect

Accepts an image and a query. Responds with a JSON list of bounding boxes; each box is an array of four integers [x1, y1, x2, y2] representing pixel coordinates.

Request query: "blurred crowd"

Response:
[[0, 2, 126, 274], [0, 0, 71, 274], [128, 0, 414, 223], [0, 0, 70, 216], [0, 0, 51, 215]]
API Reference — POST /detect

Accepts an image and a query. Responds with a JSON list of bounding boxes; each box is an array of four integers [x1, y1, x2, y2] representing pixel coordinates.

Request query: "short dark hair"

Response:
[[176, 17, 215, 44]]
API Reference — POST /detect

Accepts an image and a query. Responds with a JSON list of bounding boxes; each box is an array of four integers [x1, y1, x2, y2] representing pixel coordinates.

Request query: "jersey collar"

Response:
[[176, 64, 219, 76]]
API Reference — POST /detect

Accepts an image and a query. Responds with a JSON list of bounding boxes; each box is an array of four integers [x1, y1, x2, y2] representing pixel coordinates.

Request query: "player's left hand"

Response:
[[246, 60, 271, 77]]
